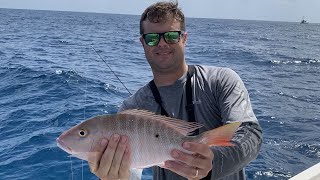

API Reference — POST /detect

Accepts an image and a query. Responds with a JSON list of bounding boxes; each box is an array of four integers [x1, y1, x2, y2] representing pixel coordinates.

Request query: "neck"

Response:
[[153, 63, 188, 87]]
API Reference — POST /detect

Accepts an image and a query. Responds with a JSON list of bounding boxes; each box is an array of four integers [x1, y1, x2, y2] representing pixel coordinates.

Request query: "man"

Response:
[[89, 1, 262, 180]]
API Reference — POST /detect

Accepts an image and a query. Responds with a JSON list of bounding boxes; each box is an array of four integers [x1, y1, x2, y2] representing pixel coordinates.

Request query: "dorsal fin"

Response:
[[118, 109, 202, 136]]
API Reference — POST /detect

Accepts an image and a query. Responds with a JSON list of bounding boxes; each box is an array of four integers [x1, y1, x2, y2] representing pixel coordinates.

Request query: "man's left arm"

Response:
[[163, 68, 262, 179], [210, 68, 262, 179], [210, 121, 262, 179]]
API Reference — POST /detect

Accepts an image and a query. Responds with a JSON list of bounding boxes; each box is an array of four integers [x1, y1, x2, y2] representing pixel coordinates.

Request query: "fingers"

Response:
[[164, 160, 201, 180], [118, 146, 132, 178], [108, 136, 128, 178], [163, 142, 214, 179], [170, 150, 205, 169], [88, 138, 109, 173], [89, 134, 131, 180], [172, 142, 213, 169], [183, 142, 213, 159], [98, 134, 121, 177]]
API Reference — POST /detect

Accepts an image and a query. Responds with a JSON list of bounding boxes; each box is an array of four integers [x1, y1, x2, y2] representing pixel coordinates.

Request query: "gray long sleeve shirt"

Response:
[[119, 65, 262, 180]]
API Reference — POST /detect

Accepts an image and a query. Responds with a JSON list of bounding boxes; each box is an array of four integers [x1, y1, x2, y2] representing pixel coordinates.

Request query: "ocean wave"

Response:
[[50, 39, 72, 45], [253, 169, 292, 179], [294, 143, 320, 159], [103, 82, 128, 96], [10, 53, 27, 60], [277, 91, 320, 106], [270, 57, 320, 64], [30, 47, 46, 52], [255, 36, 275, 42], [0, 129, 58, 167]]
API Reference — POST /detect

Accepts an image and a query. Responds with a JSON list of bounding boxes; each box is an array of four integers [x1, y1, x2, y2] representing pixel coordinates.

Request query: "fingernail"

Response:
[[100, 139, 108, 146], [172, 151, 179, 158], [121, 136, 127, 144], [183, 142, 190, 149], [89, 166, 96, 172], [113, 134, 120, 142]]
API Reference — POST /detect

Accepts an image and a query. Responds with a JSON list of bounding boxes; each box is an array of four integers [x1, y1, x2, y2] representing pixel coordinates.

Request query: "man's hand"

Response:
[[163, 142, 214, 180], [88, 134, 132, 180]]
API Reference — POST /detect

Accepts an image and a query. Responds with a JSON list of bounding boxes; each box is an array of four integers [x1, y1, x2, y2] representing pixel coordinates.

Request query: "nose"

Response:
[[157, 35, 168, 47]]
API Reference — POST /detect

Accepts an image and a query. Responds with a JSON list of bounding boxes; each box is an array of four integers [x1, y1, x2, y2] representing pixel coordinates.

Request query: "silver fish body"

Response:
[[57, 109, 240, 168]]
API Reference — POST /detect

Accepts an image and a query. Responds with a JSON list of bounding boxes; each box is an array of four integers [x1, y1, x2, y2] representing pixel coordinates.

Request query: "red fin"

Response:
[[199, 122, 241, 147]]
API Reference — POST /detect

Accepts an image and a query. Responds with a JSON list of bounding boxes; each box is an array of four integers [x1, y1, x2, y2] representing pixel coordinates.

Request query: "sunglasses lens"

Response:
[[164, 31, 180, 44], [145, 33, 160, 46]]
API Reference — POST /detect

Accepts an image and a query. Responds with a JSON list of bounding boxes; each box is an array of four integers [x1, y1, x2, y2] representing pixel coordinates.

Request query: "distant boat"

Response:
[[300, 17, 308, 24]]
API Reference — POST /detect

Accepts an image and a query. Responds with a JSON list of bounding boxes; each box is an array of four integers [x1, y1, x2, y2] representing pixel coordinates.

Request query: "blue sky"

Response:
[[1, 0, 319, 23]]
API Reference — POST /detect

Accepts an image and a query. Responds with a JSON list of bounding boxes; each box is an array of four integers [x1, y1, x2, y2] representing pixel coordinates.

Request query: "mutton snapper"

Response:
[[56, 109, 241, 168]]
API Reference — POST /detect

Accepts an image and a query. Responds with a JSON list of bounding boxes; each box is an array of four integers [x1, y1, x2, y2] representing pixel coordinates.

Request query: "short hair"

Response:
[[140, 1, 185, 35]]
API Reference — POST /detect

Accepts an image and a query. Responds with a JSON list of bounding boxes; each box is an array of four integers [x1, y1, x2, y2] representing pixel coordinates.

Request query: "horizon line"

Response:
[[1, 7, 319, 24]]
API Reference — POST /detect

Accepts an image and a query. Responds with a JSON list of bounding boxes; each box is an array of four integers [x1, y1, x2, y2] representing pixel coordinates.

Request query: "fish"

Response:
[[56, 109, 241, 169]]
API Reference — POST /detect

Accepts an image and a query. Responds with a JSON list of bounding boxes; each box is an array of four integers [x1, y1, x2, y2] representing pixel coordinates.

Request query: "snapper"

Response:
[[56, 109, 241, 168]]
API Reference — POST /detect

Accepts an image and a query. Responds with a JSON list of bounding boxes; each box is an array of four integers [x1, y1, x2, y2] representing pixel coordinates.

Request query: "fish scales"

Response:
[[117, 113, 186, 168], [89, 113, 186, 168]]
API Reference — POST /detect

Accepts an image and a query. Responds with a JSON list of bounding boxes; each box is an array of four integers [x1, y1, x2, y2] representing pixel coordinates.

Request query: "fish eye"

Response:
[[78, 129, 87, 137], [155, 134, 159, 138]]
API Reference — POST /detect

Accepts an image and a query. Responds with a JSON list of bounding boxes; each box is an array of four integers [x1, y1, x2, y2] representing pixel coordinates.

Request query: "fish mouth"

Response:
[[56, 137, 72, 154], [56, 137, 92, 161]]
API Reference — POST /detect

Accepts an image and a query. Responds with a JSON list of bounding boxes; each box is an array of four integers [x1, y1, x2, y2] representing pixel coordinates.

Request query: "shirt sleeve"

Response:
[[210, 68, 262, 179], [211, 122, 262, 179], [217, 68, 258, 124]]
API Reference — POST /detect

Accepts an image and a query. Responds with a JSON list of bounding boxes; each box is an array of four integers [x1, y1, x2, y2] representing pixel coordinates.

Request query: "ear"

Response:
[[182, 32, 188, 45], [140, 36, 145, 46]]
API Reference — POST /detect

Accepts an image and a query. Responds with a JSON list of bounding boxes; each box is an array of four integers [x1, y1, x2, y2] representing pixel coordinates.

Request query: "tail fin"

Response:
[[198, 122, 241, 146]]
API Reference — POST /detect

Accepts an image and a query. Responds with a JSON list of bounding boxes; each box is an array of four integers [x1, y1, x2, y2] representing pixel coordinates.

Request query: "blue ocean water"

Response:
[[0, 8, 319, 180]]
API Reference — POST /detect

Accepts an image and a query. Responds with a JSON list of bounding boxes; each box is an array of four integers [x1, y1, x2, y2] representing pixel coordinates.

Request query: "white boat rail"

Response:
[[289, 162, 320, 180]]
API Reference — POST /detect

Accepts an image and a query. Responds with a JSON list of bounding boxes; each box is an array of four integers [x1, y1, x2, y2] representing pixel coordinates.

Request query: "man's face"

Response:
[[140, 18, 187, 74]]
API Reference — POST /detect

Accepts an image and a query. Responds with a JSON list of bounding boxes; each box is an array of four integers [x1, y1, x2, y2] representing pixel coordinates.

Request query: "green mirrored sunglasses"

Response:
[[142, 31, 184, 46]]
